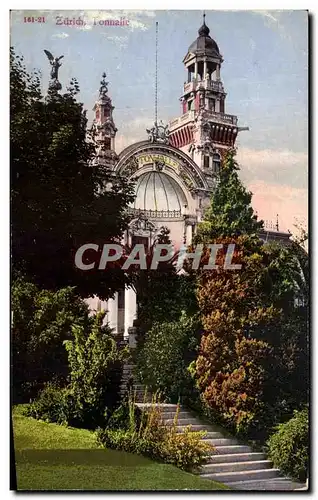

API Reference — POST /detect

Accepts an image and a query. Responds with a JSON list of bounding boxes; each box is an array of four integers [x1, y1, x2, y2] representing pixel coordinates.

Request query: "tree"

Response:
[[12, 277, 92, 402], [192, 235, 309, 440], [195, 149, 263, 243], [136, 312, 202, 402], [11, 48, 135, 298]]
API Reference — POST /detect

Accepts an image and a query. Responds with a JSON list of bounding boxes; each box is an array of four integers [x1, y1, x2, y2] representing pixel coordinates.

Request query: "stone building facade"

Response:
[[86, 16, 291, 339]]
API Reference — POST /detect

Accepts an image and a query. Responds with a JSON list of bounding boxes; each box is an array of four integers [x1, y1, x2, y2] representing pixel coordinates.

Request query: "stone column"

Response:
[[186, 223, 193, 245], [194, 61, 198, 80], [107, 293, 118, 333], [216, 64, 221, 81], [203, 59, 207, 80], [124, 287, 137, 338]]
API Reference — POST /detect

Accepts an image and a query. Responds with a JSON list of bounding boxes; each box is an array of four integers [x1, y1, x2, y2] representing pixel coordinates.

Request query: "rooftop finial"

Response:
[[198, 12, 210, 37], [276, 213, 280, 231], [99, 72, 108, 97]]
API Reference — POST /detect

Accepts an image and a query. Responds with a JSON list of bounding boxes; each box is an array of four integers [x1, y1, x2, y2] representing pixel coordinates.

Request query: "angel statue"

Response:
[[44, 50, 64, 81]]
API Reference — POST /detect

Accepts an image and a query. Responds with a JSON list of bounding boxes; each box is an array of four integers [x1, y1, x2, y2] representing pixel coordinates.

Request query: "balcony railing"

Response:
[[183, 79, 224, 94], [128, 208, 182, 219], [205, 110, 238, 126]]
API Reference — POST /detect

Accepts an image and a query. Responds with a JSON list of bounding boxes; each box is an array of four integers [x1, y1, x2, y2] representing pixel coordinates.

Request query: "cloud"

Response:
[[252, 10, 291, 41], [115, 116, 154, 153], [103, 35, 128, 50], [52, 33, 69, 39], [248, 180, 307, 234], [237, 147, 308, 190]]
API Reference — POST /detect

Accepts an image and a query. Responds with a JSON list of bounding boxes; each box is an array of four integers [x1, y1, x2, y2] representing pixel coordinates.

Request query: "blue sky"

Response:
[[10, 9, 308, 233]]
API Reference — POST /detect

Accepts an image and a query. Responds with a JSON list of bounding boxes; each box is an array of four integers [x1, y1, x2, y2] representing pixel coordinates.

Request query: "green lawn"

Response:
[[12, 406, 229, 491]]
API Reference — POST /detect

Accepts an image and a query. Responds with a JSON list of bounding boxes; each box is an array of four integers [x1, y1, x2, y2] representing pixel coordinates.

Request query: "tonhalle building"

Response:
[[86, 16, 291, 340]]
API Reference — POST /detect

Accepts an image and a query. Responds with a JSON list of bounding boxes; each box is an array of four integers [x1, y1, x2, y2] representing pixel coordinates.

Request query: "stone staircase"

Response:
[[120, 363, 152, 402], [136, 403, 307, 491]]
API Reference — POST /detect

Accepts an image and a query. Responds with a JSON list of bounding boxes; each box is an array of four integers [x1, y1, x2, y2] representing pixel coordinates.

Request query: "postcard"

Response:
[[10, 9, 309, 492]]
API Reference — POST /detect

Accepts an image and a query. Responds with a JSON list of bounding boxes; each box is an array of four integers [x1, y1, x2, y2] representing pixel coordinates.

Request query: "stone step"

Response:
[[200, 431, 225, 439], [204, 438, 238, 446], [161, 411, 194, 419], [176, 424, 213, 432], [199, 460, 272, 474], [201, 468, 280, 483], [165, 418, 199, 425], [136, 403, 180, 409], [211, 445, 251, 455], [206, 452, 266, 464], [226, 477, 306, 491]]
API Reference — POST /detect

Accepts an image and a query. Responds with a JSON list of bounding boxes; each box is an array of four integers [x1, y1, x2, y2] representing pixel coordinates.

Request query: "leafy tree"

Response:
[[10, 47, 135, 298], [195, 149, 263, 243], [12, 277, 91, 402], [136, 313, 202, 402]]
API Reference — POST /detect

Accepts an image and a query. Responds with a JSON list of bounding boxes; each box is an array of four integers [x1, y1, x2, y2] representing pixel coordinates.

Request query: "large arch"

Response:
[[115, 140, 210, 195]]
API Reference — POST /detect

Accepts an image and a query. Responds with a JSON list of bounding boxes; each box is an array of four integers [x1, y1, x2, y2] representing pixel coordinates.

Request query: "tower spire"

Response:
[[145, 21, 169, 144], [155, 21, 158, 126]]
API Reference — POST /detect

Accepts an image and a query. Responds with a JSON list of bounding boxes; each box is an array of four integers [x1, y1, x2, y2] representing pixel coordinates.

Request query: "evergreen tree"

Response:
[[195, 149, 263, 243]]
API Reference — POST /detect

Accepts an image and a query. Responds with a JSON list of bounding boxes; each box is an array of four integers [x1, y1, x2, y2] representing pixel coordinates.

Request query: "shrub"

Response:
[[63, 312, 128, 429], [97, 397, 214, 471], [266, 408, 309, 482], [107, 402, 142, 431], [26, 383, 71, 424], [28, 313, 128, 430], [136, 313, 201, 403], [12, 278, 91, 402]]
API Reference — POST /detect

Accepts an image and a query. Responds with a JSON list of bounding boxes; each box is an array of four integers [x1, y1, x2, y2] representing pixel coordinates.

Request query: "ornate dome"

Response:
[[132, 171, 187, 212], [187, 17, 220, 58]]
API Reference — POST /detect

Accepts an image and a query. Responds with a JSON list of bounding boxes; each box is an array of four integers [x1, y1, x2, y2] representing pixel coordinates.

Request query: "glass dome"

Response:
[[132, 171, 187, 212]]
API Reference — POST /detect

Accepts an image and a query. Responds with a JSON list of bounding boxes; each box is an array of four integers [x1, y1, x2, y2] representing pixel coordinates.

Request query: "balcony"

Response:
[[183, 78, 224, 95], [205, 110, 238, 126], [168, 110, 195, 131]]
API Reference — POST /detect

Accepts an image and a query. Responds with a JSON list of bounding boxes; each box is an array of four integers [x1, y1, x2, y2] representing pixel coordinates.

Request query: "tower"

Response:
[[168, 14, 241, 186], [92, 72, 118, 168]]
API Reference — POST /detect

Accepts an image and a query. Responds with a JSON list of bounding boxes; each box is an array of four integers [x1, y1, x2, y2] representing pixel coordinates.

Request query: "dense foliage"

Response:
[[12, 277, 91, 402], [192, 236, 282, 438], [11, 48, 135, 298], [27, 312, 127, 429], [63, 312, 128, 429], [136, 313, 201, 403], [97, 399, 213, 471], [179, 149, 310, 441], [26, 383, 71, 424], [267, 408, 309, 482]]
